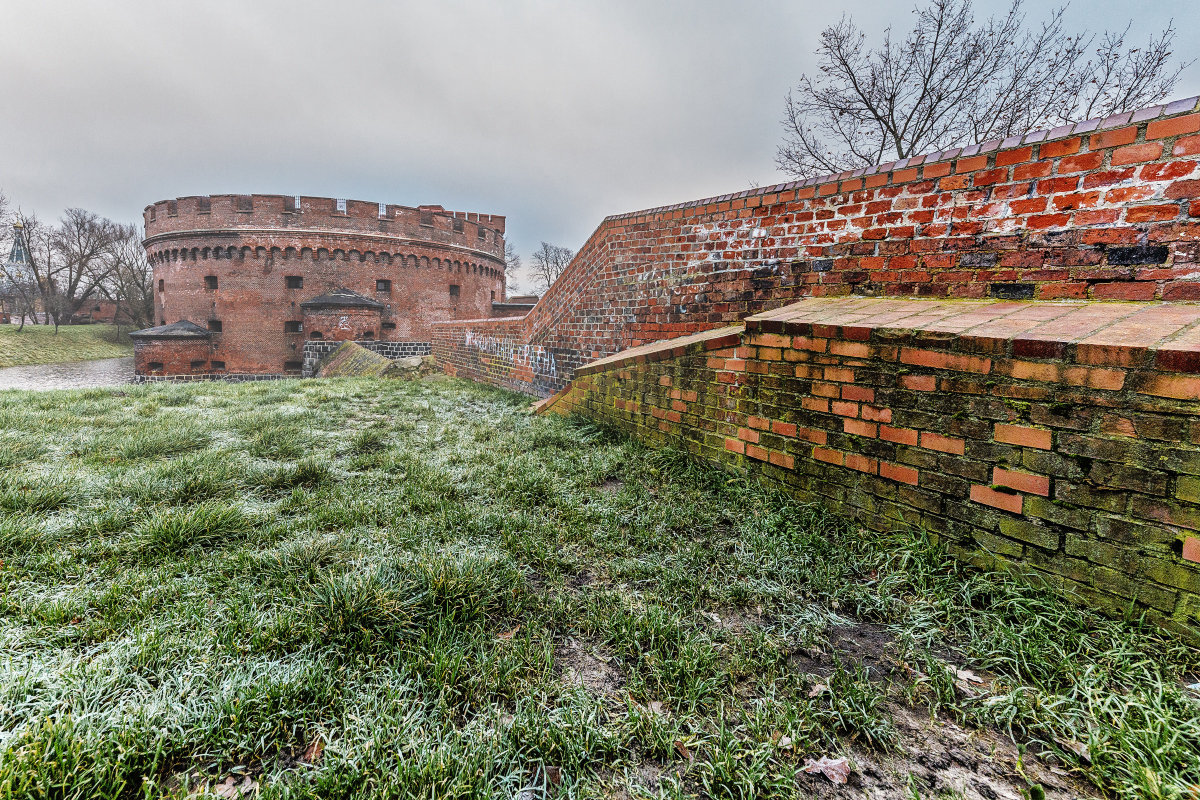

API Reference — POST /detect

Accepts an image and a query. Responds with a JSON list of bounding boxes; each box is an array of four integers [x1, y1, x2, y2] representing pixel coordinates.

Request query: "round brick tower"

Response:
[[139, 194, 507, 377]]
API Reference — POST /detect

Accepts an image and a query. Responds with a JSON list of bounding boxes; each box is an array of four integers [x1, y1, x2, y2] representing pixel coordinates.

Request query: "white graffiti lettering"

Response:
[[464, 331, 558, 379]]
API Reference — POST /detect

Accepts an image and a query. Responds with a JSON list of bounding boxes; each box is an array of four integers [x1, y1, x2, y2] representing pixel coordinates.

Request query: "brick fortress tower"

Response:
[[132, 194, 510, 379]]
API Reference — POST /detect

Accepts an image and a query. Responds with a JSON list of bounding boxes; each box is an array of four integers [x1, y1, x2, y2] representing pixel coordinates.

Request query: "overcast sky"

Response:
[[1, 1, 1197, 289]]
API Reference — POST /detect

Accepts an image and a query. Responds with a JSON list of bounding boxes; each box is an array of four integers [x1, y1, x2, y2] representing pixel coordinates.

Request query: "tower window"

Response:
[[208, 319, 223, 332], [211, 361, 226, 371], [236, 195, 252, 212], [284, 320, 302, 333], [449, 284, 460, 298], [190, 360, 206, 371], [204, 275, 218, 290], [376, 279, 391, 293], [378, 202, 388, 218], [158, 279, 164, 292], [167, 200, 178, 217], [197, 197, 211, 213], [286, 275, 303, 289], [285, 195, 301, 212], [335, 198, 347, 213], [453, 218, 464, 232]]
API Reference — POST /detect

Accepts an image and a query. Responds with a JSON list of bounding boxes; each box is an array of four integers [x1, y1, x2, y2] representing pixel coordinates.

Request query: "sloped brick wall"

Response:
[[435, 98, 1200, 397], [539, 297, 1200, 638]]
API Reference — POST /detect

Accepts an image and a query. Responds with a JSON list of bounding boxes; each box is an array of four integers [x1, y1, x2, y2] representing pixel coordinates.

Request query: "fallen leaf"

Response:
[[1058, 738, 1091, 763], [648, 701, 666, 715], [674, 740, 692, 761], [807, 683, 829, 698], [954, 667, 984, 684], [802, 755, 850, 784], [301, 738, 324, 764], [211, 775, 257, 798], [776, 735, 793, 750], [497, 626, 520, 640]]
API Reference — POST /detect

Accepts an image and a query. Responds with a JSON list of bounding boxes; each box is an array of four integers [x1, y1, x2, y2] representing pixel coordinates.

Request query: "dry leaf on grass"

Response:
[[210, 775, 257, 798], [300, 738, 324, 764], [497, 626, 520, 640], [802, 755, 851, 784], [674, 740, 693, 761], [807, 683, 829, 698]]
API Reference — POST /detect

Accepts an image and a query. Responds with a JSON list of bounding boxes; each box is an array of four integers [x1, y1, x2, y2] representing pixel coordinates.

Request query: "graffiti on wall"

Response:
[[464, 331, 559, 381]]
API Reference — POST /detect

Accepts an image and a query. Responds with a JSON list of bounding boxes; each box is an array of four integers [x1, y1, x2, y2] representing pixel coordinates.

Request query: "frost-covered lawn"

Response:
[[0, 377, 1196, 799]]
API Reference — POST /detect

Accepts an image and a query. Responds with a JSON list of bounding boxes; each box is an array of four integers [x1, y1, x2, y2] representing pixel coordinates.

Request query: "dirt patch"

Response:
[[597, 478, 625, 494], [802, 703, 1100, 799], [557, 638, 624, 696]]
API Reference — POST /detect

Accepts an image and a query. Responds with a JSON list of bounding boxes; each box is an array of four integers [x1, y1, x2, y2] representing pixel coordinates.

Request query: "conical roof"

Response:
[[128, 320, 212, 339]]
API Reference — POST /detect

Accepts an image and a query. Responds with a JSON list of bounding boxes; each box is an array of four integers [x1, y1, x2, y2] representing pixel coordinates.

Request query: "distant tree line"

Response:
[[0, 190, 153, 333]]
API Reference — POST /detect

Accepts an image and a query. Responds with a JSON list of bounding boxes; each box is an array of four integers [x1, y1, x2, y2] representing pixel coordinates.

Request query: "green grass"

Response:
[[0, 323, 132, 367], [0, 377, 1196, 799]]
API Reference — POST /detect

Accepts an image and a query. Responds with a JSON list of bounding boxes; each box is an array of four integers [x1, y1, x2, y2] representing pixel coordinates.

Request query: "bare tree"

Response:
[[101, 224, 154, 331], [9, 208, 125, 332], [777, 0, 1191, 179], [530, 241, 575, 293], [504, 242, 523, 295]]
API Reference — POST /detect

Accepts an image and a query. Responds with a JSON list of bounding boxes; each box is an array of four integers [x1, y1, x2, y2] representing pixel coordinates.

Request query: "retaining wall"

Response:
[[539, 297, 1200, 638], [435, 97, 1200, 397]]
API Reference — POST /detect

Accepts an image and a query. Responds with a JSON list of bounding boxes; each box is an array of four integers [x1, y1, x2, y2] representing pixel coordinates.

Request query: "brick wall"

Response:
[[301, 306, 381, 343], [435, 97, 1200, 397], [143, 195, 507, 375], [133, 337, 213, 376], [539, 297, 1200, 638]]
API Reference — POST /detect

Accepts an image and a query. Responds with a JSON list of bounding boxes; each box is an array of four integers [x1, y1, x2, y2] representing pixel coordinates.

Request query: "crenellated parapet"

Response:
[[143, 195, 505, 261]]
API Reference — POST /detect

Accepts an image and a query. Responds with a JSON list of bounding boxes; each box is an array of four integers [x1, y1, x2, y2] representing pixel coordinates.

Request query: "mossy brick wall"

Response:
[[540, 297, 1200, 639], [435, 97, 1200, 398]]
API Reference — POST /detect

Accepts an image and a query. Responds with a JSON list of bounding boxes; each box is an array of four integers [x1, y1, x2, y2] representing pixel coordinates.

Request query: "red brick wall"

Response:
[[133, 337, 213, 375], [302, 306, 381, 342], [540, 297, 1200, 639], [435, 98, 1200, 397], [143, 195, 507, 375]]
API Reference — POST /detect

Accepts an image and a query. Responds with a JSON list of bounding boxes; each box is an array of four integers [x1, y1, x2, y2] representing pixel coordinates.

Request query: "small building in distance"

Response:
[[134, 194, 509, 378]]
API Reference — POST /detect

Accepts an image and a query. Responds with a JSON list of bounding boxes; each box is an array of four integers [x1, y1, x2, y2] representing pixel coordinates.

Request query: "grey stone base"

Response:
[[134, 372, 292, 384], [302, 340, 431, 377]]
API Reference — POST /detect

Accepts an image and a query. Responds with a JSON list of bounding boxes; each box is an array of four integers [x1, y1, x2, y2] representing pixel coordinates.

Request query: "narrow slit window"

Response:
[[204, 275, 218, 290], [286, 275, 303, 289], [208, 319, 223, 332], [449, 284, 460, 298]]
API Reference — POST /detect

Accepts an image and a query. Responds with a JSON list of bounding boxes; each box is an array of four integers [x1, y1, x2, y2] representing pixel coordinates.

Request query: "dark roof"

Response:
[[300, 287, 384, 310], [128, 320, 212, 339]]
